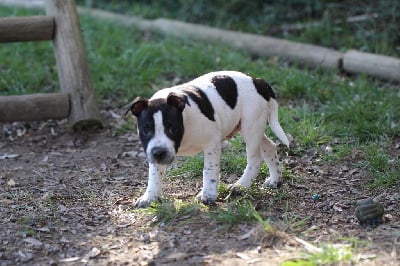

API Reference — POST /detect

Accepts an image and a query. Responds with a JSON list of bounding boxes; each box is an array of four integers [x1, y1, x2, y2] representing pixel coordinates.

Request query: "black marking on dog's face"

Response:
[[180, 86, 215, 121], [134, 97, 185, 156], [211, 75, 238, 109], [252, 77, 276, 101]]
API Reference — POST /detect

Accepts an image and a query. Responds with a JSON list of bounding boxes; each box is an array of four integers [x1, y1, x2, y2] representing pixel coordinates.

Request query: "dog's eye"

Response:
[[166, 125, 177, 135], [142, 125, 153, 136]]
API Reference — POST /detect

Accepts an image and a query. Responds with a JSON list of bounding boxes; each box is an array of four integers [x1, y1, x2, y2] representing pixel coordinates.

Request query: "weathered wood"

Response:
[[45, 0, 102, 130], [343, 50, 400, 82], [0, 16, 54, 43], [152, 18, 344, 69], [0, 93, 69, 122], [78, 8, 343, 70]]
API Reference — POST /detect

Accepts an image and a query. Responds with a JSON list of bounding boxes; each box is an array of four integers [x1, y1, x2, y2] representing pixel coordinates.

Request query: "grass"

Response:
[[79, 0, 400, 57], [282, 243, 354, 266], [143, 198, 357, 265], [209, 200, 258, 228], [139, 199, 203, 225], [1, 3, 398, 263], [364, 143, 400, 188]]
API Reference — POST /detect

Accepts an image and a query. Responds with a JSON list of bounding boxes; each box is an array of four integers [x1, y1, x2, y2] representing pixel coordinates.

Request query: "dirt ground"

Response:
[[1, 109, 399, 266]]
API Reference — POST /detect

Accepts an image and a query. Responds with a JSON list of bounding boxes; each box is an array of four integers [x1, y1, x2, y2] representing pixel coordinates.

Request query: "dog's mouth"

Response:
[[147, 147, 175, 165]]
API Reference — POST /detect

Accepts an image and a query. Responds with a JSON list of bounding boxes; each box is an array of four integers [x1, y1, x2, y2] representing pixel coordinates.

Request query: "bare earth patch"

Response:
[[1, 110, 399, 265]]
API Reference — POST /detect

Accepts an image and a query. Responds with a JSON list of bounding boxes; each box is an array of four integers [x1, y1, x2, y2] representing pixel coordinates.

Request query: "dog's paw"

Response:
[[263, 177, 282, 189], [196, 191, 217, 206], [134, 193, 160, 208]]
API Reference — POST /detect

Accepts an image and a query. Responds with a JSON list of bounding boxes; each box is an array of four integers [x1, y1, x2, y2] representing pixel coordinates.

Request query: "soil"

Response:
[[1, 109, 399, 266]]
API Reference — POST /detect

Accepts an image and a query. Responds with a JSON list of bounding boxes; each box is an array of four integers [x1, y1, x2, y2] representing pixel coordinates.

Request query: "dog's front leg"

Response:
[[197, 142, 221, 205], [135, 163, 166, 208]]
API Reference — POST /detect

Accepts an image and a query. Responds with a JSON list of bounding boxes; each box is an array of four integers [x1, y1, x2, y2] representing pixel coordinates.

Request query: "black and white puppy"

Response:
[[127, 71, 289, 208]]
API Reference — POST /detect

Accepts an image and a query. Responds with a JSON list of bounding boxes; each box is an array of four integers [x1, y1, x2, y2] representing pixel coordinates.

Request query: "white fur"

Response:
[[135, 71, 289, 208]]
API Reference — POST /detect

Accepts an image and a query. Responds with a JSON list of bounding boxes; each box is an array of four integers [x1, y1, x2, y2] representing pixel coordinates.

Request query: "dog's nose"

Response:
[[151, 147, 168, 161]]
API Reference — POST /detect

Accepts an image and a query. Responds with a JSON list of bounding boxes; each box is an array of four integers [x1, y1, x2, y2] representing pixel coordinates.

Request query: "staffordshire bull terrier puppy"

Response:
[[127, 71, 289, 208]]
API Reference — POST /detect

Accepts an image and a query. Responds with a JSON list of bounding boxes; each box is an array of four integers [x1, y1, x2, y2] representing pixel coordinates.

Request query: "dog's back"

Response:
[[160, 71, 289, 152]]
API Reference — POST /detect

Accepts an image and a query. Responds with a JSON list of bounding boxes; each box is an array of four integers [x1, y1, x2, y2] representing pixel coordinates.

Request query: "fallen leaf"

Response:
[[294, 237, 322, 253], [17, 128, 26, 137], [18, 250, 33, 262], [7, 179, 16, 187], [344, 168, 359, 178], [237, 227, 256, 240], [164, 252, 188, 261], [248, 258, 262, 264], [87, 247, 101, 258], [41, 155, 49, 163], [0, 153, 20, 160], [384, 214, 393, 220], [59, 257, 80, 263], [236, 252, 251, 260], [36, 227, 51, 233], [333, 204, 344, 212], [108, 110, 122, 119], [23, 237, 43, 247]]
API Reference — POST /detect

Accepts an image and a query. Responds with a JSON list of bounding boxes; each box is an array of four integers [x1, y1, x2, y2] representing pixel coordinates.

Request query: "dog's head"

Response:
[[126, 93, 186, 165]]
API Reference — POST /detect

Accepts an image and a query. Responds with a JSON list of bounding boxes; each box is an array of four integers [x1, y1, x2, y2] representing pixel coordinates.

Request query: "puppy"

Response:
[[127, 71, 289, 208]]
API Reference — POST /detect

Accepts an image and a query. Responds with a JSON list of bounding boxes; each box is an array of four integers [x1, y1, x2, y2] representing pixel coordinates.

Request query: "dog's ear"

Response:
[[126, 97, 149, 117], [167, 92, 186, 112]]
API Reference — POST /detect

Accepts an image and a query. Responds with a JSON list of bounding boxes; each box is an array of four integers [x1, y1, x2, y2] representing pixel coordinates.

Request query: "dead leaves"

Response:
[[1, 111, 399, 265]]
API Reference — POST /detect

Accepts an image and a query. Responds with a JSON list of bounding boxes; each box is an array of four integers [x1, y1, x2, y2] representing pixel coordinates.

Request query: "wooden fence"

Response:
[[0, 0, 102, 130]]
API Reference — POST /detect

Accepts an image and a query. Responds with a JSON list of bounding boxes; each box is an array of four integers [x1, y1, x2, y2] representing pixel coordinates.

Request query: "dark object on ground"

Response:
[[355, 198, 384, 226]]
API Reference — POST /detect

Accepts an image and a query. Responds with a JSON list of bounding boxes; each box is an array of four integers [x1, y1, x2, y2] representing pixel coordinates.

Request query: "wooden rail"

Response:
[[0, 16, 54, 42], [0, 93, 70, 122], [343, 50, 400, 82]]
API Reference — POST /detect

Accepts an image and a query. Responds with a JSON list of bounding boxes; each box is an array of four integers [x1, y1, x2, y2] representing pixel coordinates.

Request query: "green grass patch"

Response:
[[167, 155, 204, 179], [283, 243, 354, 266], [322, 79, 400, 143], [137, 199, 203, 225], [80, 0, 400, 56], [209, 200, 258, 228], [0, 7, 58, 96], [364, 143, 400, 188]]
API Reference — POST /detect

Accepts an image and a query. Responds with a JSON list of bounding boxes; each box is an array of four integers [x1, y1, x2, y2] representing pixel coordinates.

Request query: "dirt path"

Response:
[[1, 110, 399, 265]]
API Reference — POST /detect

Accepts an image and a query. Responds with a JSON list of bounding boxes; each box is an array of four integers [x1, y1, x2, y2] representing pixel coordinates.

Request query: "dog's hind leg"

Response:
[[232, 120, 264, 189], [260, 135, 282, 188]]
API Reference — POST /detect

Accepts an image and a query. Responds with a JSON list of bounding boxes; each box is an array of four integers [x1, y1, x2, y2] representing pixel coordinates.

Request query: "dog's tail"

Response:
[[268, 99, 290, 147]]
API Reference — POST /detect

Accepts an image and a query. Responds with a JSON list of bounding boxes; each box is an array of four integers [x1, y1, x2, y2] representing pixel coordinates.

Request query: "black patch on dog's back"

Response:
[[252, 77, 276, 101], [181, 86, 215, 121], [211, 75, 238, 109]]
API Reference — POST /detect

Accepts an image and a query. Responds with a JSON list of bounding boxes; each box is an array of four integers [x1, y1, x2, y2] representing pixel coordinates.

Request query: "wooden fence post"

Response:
[[45, 0, 102, 129]]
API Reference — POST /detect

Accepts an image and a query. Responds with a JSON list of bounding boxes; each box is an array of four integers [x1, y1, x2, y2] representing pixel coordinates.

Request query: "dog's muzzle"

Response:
[[148, 147, 175, 165]]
